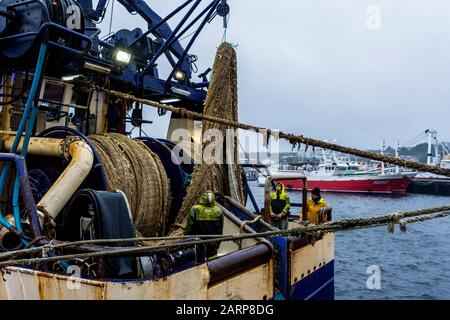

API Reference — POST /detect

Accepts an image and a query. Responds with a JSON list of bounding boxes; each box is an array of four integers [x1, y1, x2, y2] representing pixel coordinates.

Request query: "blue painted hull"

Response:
[[272, 236, 334, 300], [290, 260, 335, 300]]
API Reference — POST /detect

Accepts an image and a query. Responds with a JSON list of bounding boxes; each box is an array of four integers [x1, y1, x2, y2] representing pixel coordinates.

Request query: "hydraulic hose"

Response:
[[0, 43, 48, 238], [12, 102, 43, 234]]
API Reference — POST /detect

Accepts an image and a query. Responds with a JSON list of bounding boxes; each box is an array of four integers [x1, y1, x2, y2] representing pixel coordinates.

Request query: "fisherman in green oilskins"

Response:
[[185, 191, 224, 260]]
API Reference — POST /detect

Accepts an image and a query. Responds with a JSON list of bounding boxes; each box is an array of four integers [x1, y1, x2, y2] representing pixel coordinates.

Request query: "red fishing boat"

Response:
[[258, 162, 413, 194]]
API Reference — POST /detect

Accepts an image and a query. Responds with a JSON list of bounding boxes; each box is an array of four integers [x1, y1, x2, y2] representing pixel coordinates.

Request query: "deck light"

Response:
[[61, 74, 82, 82], [174, 70, 186, 81], [171, 86, 191, 97], [114, 49, 132, 64], [160, 98, 181, 104]]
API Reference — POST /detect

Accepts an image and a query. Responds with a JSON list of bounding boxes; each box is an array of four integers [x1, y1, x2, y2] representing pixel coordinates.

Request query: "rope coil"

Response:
[[88, 133, 171, 236]]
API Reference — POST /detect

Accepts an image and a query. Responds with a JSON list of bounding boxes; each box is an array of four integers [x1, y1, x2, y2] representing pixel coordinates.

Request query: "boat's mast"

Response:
[[381, 139, 386, 175], [395, 139, 400, 174], [426, 129, 433, 165], [432, 131, 440, 166]]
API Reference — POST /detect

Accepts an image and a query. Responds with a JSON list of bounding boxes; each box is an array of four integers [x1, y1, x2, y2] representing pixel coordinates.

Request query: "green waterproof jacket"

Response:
[[185, 192, 224, 236]]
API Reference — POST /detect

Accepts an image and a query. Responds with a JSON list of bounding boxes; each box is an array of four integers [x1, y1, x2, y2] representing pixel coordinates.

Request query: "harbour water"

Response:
[[247, 181, 450, 300]]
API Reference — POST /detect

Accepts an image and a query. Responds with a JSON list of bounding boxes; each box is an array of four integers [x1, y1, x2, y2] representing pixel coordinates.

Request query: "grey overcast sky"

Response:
[[100, 0, 450, 151]]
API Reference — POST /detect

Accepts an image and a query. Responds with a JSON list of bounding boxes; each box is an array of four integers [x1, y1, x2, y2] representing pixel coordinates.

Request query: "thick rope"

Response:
[[0, 206, 449, 267], [90, 89, 450, 178], [88, 134, 171, 236]]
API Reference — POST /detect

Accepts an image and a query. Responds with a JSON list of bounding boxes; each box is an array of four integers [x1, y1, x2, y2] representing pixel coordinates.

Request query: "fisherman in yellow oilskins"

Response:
[[305, 187, 330, 224], [270, 182, 291, 230], [185, 191, 224, 260]]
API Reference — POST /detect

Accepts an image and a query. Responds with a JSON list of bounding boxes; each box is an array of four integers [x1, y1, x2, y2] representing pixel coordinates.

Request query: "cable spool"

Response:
[[88, 133, 171, 237]]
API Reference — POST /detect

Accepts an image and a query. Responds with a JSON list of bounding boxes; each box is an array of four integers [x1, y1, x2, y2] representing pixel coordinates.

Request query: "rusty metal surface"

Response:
[[0, 246, 278, 300], [0, 264, 211, 300], [104, 264, 210, 300], [207, 262, 274, 300], [0, 267, 107, 300]]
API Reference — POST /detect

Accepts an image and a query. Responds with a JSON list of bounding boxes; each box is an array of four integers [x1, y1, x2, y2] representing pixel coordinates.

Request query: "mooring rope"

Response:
[[0, 205, 449, 267], [90, 88, 450, 178]]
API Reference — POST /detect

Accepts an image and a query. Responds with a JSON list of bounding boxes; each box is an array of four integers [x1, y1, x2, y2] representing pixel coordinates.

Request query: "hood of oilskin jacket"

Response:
[[198, 191, 216, 207]]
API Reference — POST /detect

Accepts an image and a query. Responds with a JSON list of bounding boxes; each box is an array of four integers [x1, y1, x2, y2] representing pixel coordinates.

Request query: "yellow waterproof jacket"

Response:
[[305, 197, 328, 224], [270, 183, 291, 218]]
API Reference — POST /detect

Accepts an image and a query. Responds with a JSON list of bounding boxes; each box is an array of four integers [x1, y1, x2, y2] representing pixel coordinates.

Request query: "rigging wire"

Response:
[[221, 10, 230, 43], [401, 132, 426, 148], [179, 30, 197, 41], [238, 139, 269, 178], [108, 0, 115, 35]]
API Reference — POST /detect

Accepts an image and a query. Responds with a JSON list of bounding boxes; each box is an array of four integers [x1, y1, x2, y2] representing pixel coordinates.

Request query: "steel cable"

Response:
[[0, 207, 448, 267]]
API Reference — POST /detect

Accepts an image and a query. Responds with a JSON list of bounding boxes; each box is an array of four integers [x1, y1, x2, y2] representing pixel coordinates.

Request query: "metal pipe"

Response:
[[207, 243, 273, 286], [223, 196, 273, 231], [2, 136, 94, 221], [217, 203, 256, 235]]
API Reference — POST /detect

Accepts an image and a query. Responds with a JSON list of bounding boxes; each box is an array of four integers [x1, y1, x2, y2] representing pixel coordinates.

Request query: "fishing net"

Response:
[[169, 42, 245, 235], [89, 133, 171, 236]]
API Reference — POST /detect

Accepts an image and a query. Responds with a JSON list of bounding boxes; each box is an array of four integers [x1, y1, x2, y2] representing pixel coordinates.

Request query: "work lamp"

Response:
[[114, 49, 132, 64], [174, 70, 187, 81]]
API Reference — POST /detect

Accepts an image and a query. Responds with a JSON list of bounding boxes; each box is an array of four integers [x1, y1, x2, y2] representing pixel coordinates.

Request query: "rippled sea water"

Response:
[[247, 181, 450, 300]]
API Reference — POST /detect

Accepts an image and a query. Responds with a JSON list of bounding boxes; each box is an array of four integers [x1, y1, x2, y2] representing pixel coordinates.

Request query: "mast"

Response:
[[381, 138, 385, 175], [395, 139, 400, 174], [432, 131, 440, 166], [426, 129, 433, 165], [331, 138, 337, 162]]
